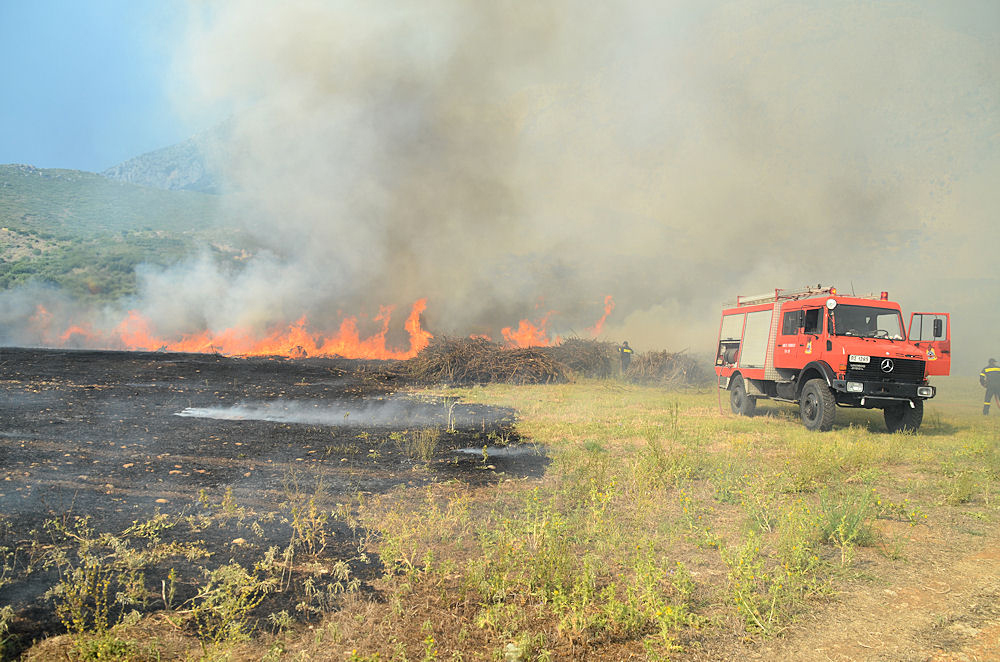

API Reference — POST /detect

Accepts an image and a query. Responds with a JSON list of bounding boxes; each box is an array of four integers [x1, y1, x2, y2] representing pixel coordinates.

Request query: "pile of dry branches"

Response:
[[540, 338, 617, 379], [405, 337, 568, 385], [624, 349, 708, 387], [401, 337, 709, 388]]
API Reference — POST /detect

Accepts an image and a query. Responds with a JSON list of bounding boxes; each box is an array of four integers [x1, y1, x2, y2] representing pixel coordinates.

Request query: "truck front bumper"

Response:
[[831, 379, 934, 405]]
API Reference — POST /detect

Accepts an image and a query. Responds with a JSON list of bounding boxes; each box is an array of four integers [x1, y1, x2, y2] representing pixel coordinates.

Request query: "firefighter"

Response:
[[981, 358, 1000, 415], [618, 341, 633, 372]]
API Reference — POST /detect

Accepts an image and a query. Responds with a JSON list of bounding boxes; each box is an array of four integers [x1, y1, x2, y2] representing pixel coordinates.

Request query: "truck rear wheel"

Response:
[[730, 375, 756, 417], [800, 378, 835, 431], [884, 400, 923, 433]]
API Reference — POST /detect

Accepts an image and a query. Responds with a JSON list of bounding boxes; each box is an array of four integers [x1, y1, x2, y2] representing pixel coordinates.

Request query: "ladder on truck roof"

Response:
[[733, 285, 834, 308]]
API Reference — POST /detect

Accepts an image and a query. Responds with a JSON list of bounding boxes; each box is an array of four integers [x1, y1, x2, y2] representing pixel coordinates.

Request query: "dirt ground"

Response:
[[0, 347, 545, 654], [736, 523, 1000, 662]]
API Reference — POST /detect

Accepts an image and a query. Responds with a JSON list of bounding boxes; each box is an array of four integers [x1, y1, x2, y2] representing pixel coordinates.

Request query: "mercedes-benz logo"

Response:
[[880, 358, 894, 373]]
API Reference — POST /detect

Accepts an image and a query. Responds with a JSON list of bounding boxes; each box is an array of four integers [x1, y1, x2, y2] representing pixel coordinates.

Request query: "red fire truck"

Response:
[[715, 286, 950, 432]]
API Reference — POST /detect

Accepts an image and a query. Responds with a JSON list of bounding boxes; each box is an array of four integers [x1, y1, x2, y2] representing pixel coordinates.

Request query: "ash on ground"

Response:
[[0, 347, 546, 652]]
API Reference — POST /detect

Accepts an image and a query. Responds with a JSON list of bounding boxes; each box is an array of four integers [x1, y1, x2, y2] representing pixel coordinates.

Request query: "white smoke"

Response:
[[175, 395, 489, 428]]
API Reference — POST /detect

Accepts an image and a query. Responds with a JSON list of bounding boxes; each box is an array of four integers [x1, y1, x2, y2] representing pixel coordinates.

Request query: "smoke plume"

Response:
[[6, 1, 999, 371]]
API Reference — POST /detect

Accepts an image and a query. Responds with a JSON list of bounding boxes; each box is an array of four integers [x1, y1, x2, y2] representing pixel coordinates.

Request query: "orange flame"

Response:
[[587, 295, 615, 337], [32, 294, 614, 358], [30, 304, 53, 330], [39, 300, 432, 360], [502, 311, 555, 348]]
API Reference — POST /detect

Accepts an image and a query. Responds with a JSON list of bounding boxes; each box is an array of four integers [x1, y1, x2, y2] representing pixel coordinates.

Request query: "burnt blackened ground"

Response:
[[0, 347, 547, 654]]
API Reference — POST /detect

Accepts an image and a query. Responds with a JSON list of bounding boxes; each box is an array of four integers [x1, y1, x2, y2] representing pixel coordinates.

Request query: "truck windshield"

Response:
[[830, 305, 904, 339]]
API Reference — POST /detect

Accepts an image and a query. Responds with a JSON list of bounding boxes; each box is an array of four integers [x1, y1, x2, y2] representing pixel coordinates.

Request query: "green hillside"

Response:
[[0, 164, 242, 301], [0, 164, 228, 236]]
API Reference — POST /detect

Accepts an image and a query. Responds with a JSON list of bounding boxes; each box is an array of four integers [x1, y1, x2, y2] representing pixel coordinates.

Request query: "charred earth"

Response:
[[0, 347, 544, 656]]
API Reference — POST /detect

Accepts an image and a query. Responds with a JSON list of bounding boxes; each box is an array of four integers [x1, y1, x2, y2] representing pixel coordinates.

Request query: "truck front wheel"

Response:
[[800, 378, 835, 431], [730, 375, 757, 416], [883, 400, 923, 433]]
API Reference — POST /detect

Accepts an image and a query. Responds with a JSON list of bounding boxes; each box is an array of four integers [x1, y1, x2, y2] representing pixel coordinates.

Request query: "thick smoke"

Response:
[[4, 1, 997, 371], [167, 1, 997, 366]]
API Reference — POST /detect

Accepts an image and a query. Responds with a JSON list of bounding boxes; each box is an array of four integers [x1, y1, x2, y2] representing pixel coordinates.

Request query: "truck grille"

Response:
[[846, 357, 925, 383]]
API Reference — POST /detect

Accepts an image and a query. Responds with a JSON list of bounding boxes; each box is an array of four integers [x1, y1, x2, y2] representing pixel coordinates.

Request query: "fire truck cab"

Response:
[[715, 286, 950, 432]]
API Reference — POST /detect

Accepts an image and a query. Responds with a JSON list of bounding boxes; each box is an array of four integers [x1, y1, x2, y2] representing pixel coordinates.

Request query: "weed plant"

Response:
[[188, 562, 278, 647], [0, 605, 14, 659], [817, 487, 877, 565], [41, 514, 191, 636]]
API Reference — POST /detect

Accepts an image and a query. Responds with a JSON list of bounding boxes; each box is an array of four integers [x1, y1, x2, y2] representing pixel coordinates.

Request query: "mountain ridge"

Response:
[[100, 122, 231, 193]]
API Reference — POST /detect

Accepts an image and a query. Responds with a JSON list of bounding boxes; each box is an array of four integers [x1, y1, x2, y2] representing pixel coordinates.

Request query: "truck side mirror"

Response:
[[933, 318, 943, 339]]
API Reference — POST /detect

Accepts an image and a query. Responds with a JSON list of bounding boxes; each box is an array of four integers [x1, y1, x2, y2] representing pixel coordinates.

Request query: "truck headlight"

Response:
[[847, 382, 864, 393], [917, 386, 934, 397]]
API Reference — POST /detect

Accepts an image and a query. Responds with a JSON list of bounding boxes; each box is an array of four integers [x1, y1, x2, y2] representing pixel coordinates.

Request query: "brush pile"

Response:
[[403, 337, 709, 388], [624, 350, 708, 387], [540, 338, 617, 379], [405, 337, 568, 385]]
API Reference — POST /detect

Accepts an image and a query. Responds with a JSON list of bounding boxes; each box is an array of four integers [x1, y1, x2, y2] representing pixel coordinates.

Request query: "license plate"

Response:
[[849, 355, 870, 363]]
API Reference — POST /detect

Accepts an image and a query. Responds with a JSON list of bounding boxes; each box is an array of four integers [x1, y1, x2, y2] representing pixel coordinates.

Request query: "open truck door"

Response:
[[909, 313, 951, 376]]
